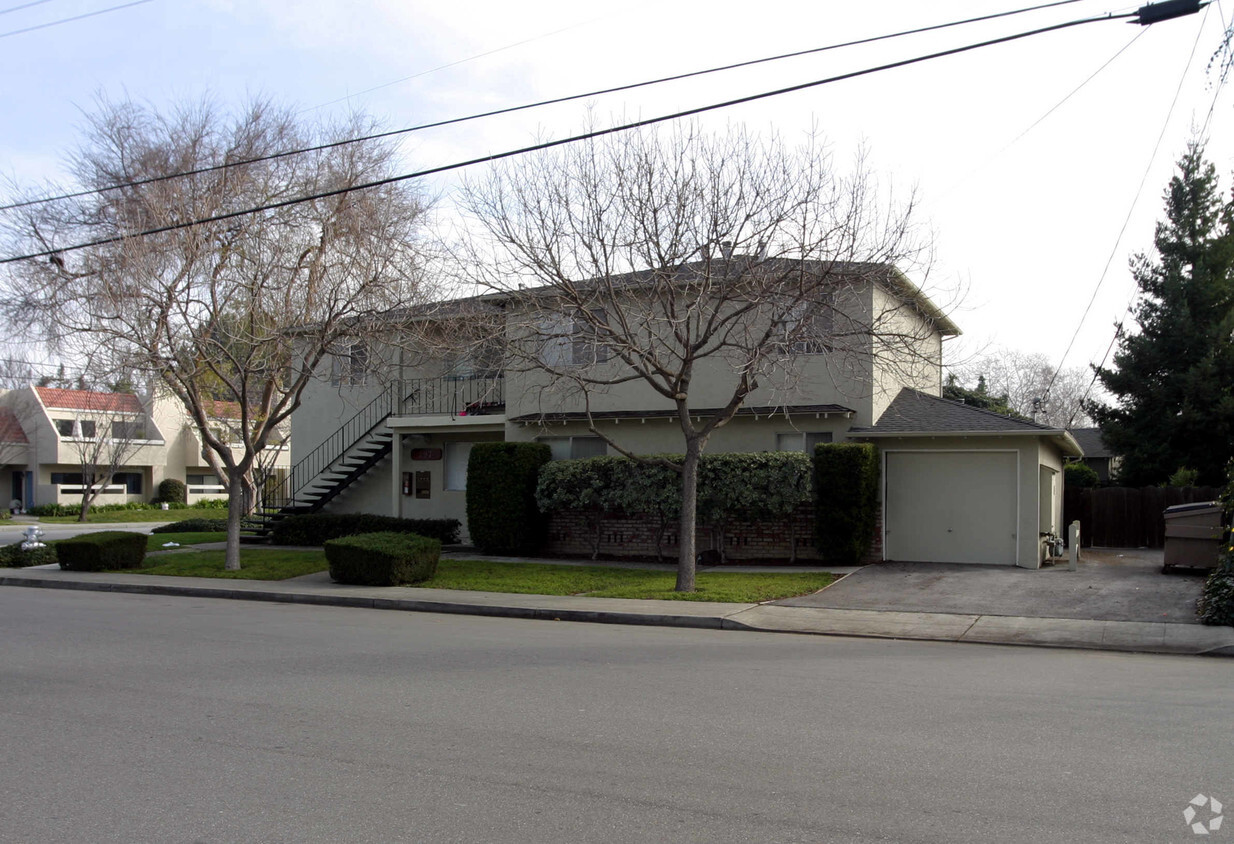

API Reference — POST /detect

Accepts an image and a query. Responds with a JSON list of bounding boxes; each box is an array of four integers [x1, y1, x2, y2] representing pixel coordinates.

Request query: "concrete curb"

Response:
[[0, 574, 735, 631], [3, 570, 1232, 657]]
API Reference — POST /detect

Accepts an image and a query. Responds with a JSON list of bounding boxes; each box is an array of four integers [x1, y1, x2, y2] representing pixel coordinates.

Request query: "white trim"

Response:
[[881, 447, 1021, 566]]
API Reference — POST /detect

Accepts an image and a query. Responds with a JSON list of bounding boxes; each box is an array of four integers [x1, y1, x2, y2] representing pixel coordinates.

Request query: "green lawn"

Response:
[[124, 548, 327, 580], [41, 508, 229, 524], [423, 560, 834, 603], [118, 548, 834, 601], [146, 532, 227, 551]]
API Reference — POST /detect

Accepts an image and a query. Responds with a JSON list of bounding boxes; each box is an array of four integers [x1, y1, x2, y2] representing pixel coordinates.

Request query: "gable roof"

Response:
[[1068, 427, 1111, 459], [850, 388, 1082, 456], [0, 407, 28, 444], [35, 387, 143, 415]]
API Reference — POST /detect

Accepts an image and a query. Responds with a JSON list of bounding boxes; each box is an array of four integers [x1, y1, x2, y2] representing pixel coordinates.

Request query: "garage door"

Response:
[[884, 451, 1018, 565]]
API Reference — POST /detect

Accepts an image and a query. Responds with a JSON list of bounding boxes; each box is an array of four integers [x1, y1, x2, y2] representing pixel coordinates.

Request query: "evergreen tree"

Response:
[[943, 373, 1027, 420], [1089, 145, 1234, 486]]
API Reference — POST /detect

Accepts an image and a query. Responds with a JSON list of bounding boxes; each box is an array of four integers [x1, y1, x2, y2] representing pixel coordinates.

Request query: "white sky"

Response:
[[3, 0, 1232, 382]]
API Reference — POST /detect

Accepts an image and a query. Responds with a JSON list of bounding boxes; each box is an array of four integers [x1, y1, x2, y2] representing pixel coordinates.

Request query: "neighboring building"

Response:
[[1067, 427, 1120, 484], [289, 262, 1081, 568], [0, 386, 290, 509]]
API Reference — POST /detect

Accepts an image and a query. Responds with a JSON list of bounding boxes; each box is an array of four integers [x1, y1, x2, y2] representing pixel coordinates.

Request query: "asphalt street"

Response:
[[0, 589, 1229, 844]]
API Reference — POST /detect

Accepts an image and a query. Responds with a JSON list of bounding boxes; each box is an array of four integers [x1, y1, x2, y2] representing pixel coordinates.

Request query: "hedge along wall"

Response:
[[466, 442, 553, 555], [535, 451, 884, 564], [813, 442, 880, 566]]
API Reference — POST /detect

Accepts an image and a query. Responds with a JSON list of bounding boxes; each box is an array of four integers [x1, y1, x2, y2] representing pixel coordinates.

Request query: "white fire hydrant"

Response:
[[20, 525, 45, 550]]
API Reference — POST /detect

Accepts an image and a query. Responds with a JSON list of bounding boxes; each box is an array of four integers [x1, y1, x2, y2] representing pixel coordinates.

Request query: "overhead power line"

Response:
[[1044, 2, 1209, 413], [0, 0, 1093, 213], [0, 0, 57, 17], [6, 7, 1182, 266], [0, 0, 153, 40]]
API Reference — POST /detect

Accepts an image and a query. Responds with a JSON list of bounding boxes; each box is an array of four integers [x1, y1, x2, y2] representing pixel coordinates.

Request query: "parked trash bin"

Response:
[[1163, 501, 1224, 569]]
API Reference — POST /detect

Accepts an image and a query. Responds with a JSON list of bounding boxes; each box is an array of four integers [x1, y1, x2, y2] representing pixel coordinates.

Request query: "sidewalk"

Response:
[[3, 563, 1232, 657]]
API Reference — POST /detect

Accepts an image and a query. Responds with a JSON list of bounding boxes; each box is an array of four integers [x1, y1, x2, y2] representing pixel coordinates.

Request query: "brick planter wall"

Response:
[[542, 503, 881, 565]]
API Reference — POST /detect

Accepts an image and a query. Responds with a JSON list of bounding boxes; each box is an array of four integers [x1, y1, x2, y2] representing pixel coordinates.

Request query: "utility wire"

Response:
[[0, 0, 152, 39], [0, 0, 1092, 213], [0, 0, 57, 17], [1049, 5, 1211, 422], [0, 10, 1139, 265]]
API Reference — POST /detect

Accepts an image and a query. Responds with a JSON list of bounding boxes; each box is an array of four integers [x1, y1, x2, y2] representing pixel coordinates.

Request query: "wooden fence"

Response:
[[1063, 486, 1221, 548]]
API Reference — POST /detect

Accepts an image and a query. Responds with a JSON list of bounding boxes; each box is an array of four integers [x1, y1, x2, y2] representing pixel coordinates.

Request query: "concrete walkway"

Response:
[[2, 561, 1231, 657]]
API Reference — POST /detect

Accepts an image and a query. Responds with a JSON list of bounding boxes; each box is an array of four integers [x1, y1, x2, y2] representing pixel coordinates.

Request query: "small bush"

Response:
[[1198, 526, 1234, 626], [151, 518, 229, 534], [1169, 466, 1200, 488], [193, 498, 229, 510], [467, 442, 552, 555], [269, 513, 460, 546], [813, 442, 880, 566], [156, 478, 187, 505], [1064, 462, 1099, 489], [0, 541, 57, 568], [325, 531, 441, 586], [0, 510, 10, 521], [56, 531, 147, 572]]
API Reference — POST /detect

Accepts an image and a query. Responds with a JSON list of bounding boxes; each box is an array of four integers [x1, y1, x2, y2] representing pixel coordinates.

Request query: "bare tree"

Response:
[[949, 348, 1097, 428], [454, 125, 940, 591], [2, 96, 432, 569]]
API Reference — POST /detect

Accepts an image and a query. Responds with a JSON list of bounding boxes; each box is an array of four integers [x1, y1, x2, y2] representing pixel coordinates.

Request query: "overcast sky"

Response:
[[2, 0, 1232, 387]]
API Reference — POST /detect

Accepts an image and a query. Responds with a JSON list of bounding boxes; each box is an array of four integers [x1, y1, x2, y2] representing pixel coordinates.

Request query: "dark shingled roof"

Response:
[[509, 403, 855, 424], [852, 388, 1062, 435], [1067, 428, 1111, 459]]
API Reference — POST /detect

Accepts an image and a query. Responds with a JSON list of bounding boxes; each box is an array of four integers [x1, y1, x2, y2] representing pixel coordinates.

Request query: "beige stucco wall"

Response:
[[870, 284, 945, 424]]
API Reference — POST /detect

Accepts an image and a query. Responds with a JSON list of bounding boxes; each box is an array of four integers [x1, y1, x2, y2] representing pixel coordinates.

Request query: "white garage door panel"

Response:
[[885, 451, 1018, 565]]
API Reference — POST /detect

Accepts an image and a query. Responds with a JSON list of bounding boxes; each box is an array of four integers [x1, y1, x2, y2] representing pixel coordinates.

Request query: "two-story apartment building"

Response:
[[0, 386, 290, 509], [289, 262, 1080, 568]]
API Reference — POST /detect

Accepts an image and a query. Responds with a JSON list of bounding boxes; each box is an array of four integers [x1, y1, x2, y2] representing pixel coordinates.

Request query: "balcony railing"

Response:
[[395, 375, 505, 417]]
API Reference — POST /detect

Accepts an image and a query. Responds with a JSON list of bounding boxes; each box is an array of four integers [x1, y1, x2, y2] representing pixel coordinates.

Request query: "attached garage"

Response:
[[884, 450, 1018, 565], [850, 389, 1083, 569]]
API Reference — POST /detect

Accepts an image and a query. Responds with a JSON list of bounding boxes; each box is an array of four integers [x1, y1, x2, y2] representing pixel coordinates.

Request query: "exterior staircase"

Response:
[[242, 376, 503, 538]]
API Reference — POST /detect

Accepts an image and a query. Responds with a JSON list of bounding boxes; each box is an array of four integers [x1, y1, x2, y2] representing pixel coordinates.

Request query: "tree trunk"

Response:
[[225, 473, 244, 571], [676, 441, 701, 592]]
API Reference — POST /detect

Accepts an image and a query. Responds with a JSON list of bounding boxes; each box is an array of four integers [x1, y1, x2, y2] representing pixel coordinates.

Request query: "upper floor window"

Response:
[[111, 420, 147, 441], [776, 431, 832, 452], [776, 297, 834, 355], [540, 310, 611, 367], [331, 340, 369, 386]]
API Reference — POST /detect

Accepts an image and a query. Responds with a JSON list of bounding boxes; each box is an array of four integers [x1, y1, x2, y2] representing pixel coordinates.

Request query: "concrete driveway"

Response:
[[775, 548, 1207, 624]]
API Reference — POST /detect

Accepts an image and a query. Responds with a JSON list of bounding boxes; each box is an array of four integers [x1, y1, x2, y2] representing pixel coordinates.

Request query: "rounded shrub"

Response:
[[57, 531, 147, 572], [157, 478, 187, 505], [325, 531, 440, 586], [1064, 462, 1099, 489]]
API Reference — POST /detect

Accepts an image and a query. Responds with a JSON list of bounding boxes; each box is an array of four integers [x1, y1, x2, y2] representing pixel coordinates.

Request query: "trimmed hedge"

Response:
[[269, 513, 460, 546], [56, 531, 147, 572], [156, 478, 187, 505], [325, 531, 441, 586], [467, 442, 552, 555], [27, 498, 229, 517], [151, 518, 229, 534], [0, 541, 57, 568], [813, 442, 879, 566]]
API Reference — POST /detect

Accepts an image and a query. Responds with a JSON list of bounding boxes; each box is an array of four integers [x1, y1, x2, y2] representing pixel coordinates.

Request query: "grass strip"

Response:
[[123, 548, 327, 580], [424, 560, 833, 603], [146, 532, 227, 551]]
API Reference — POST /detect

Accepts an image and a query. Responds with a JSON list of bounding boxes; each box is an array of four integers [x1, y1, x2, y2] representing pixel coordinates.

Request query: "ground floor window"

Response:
[[775, 431, 833, 452], [50, 471, 142, 493], [538, 436, 607, 460]]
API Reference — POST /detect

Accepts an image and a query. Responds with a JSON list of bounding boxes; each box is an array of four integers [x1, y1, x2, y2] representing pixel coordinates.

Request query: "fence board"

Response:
[[1064, 486, 1219, 548]]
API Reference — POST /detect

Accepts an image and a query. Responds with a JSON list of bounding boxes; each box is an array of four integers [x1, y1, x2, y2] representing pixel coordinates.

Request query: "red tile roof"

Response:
[[35, 387, 143, 415], [205, 399, 243, 420], [0, 407, 28, 444]]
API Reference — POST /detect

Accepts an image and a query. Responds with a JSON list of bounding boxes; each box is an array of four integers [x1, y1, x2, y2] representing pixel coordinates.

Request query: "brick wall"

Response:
[[542, 504, 881, 565]]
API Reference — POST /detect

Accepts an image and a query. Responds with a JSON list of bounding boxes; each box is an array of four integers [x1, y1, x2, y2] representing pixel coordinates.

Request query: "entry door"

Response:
[[884, 451, 1018, 565]]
